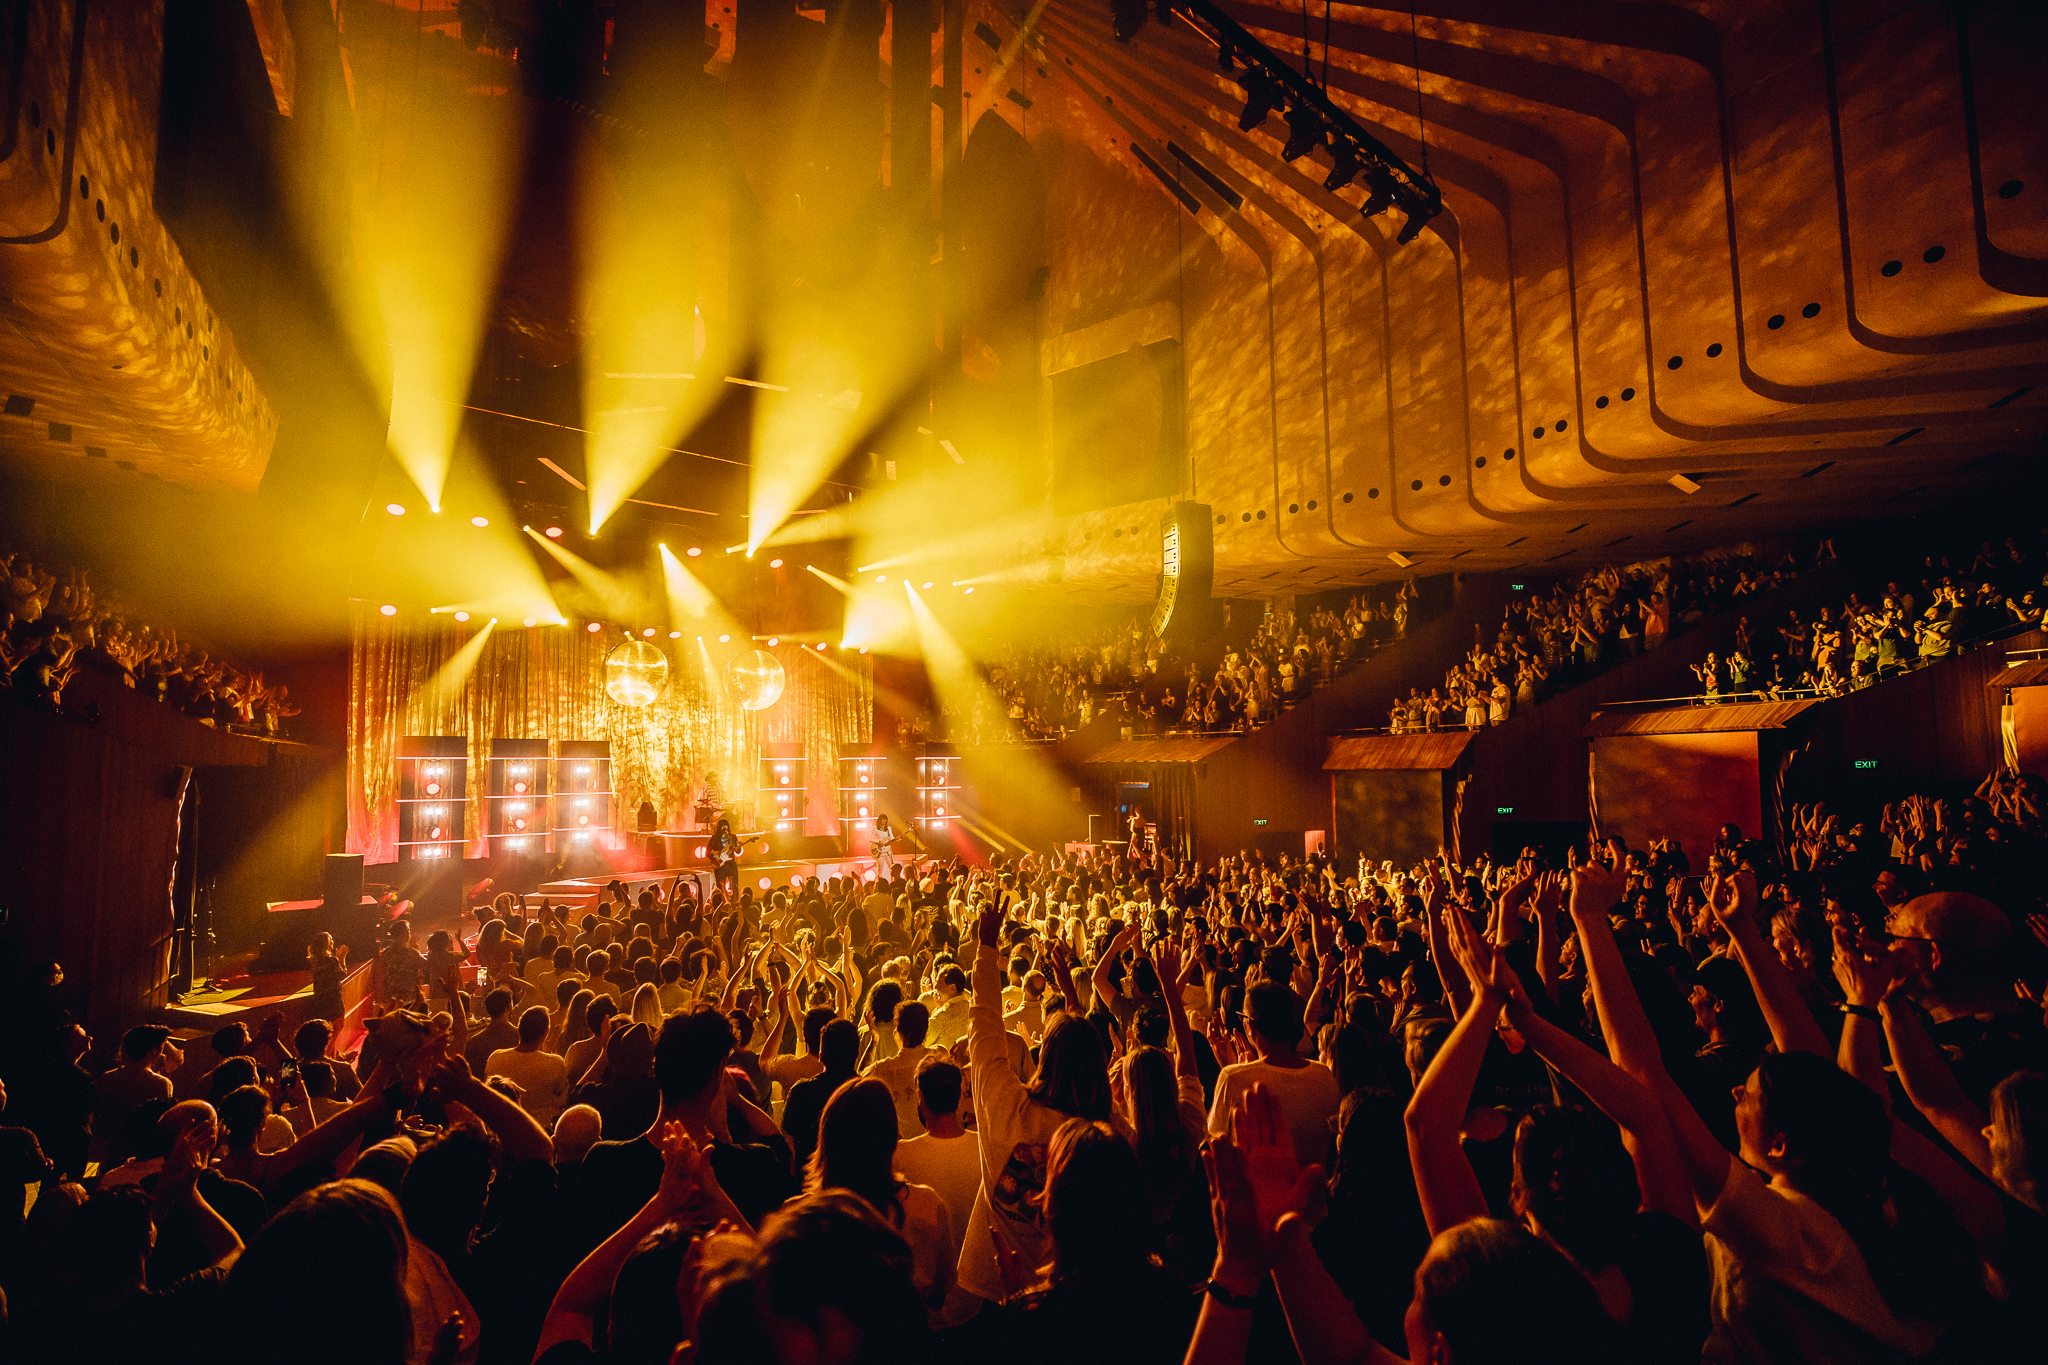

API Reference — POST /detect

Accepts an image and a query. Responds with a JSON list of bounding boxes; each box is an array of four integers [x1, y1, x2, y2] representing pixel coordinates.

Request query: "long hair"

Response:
[[1121, 1045, 1193, 1216], [807, 1078, 905, 1226], [1991, 1071, 2048, 1213], [224, 1180, 411, 1365], [1027, 1013, 1111, 1121], [1043, 1118, 1153, 1283]]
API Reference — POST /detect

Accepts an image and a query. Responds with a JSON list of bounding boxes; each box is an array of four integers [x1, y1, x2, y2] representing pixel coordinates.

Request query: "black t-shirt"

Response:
[[27, 1266, 228, 1365], [995, 1266, 1199, 1365], [1616, 1209, 1712, 1365], [781, 1069, 855, 1170], [465, 1158, 580, 1365], [577, 1130, 795, 1252]]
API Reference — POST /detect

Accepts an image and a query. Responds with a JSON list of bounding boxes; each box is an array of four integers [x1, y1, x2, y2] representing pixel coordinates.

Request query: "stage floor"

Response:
[[539, 856, 886, 908]]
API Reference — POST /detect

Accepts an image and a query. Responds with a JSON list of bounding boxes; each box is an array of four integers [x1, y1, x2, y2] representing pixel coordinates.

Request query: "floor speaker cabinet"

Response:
[[324, 854, 364, 909]]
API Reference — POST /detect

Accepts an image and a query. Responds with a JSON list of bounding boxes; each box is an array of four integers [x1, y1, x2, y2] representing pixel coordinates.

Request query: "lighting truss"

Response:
[[1113, 0, 1444, 241]]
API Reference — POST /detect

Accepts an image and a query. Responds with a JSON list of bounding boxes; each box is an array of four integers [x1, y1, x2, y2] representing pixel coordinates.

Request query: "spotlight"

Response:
[[385, 503, 406, 516], [379, 604, 397, 616], [454, 611, 471, 622], [586, 622, 602, 633], [642, 628, 656, 638], [686, 546, 702, 557], [1396, 208, 1428, 246], [758, 876, 772, 890], [965, 587, 975, 595], [922, 581, 934, 589], [669, 630, 682, 639], [1281, 106, 1325, 161], [523, 616, 538, 627], [875, 574, 887, 583], [815, 642, 827, 651], [769, 558, 784, 569], [1361, 172, 1397, 218], [1237, 68, 1279, 131], [1323, 145, 1363, 192], [858, 646, 869, 654], [544, 526, 563, 538], [470, 515, 489, 528], [718, 633, 731, 643], [767, 637, 779, 646]]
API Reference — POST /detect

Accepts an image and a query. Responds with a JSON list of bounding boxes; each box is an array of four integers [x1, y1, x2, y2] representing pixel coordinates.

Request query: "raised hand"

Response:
[[1569, 861, 1626, 919], [1830, 926, 1899, 1008]]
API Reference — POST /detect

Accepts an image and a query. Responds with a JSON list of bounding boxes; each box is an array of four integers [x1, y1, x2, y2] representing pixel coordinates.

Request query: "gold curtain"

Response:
[[347, 607, 873, 863]]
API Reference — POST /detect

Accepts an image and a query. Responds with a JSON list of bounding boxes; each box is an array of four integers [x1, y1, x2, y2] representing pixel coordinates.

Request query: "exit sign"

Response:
[[1510, 583, 1526, 591], [1253, 819, 1269, 827], [1496, 806, 1516, 815], [1854, 760, 1879, 770]]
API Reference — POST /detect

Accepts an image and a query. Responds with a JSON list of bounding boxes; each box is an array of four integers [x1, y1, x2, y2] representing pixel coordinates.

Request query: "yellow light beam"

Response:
[[524, 525, 646, 621], [423, 618, 498, 709]]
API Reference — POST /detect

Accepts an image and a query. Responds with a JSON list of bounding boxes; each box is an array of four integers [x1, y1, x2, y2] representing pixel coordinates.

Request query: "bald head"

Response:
[[158, 1099, 217, 1147], [552, 1105, 603, 1163], [1893, 891, 2013, 1007]]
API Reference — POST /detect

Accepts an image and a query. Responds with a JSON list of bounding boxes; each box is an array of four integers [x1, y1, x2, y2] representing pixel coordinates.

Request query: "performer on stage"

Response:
[[707, 816, 743, 900], [871, 813, 899, 881]]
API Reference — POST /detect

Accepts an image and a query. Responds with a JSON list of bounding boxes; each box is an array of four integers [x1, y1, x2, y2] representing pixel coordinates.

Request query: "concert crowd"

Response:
[[3, 756, 2046, 1365]]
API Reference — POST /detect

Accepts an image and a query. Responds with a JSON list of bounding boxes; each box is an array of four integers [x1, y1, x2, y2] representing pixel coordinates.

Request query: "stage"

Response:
[[538, 855, 895, 910]]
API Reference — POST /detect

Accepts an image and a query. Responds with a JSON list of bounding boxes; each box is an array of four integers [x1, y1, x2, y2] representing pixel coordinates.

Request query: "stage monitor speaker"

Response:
[[323, 854, 364, 912]]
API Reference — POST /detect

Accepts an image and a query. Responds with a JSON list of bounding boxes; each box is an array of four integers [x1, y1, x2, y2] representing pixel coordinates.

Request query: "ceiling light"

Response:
[[1237, 68, 1279, 132], [454, 611, 470, 622], [379, 604, 397, 616], [642, 628, 656, 637], [769, 558, 784, 569], [964, 587, 975, 595], [470, 515, 489, 528], [922, 581, 934, 589], [767, 637, 779, 646], [718, 633, 731, 643], [875, 574, 887, 583], [586, 622, 602, 633], [544, 526, 563, 538], [669, 630, 682, 639], [858, 646, 869, 654], [686, 546, 702, 557], [385, 503, 406, 516], [523, 616, 538, 627], [1281, 106, 1325, 161], [815, 642, 827, 650]]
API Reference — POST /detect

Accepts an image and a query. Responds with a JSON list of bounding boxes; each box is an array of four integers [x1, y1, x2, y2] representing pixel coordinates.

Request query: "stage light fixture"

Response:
[[1396, 209, 1428, 246], [523, 616, 538, 627], [815, 641, 827, 650], [1237, 69, 1279, 131], [769, 558, 784, 569], [875, 575, 887, 583], [1323, 146, 1363, 192], [965, 587, 975, 595], [686, 546, 702, 557], [767, 637, 779, 646], [669, 630, 682, 639], [1281, 106, 1325, 161], [1361, 173, 1396, 218], [858, 646, 869, 654], [454, 611, 471, 622], [586, 622, 602, 633], [385, 503, 406, 516], [718, 633, 731, 643], [544, 526, 563, 538], [379, 604, 397, 616], [758, 877, 772, 890], [471, 516, 490, 528], [642, 628, 656, 638]]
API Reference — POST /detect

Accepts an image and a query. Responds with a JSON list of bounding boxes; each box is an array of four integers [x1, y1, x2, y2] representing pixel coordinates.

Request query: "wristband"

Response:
[[1204, 1277, 1262, 1309], [1838, 1002, 1881, 1020]]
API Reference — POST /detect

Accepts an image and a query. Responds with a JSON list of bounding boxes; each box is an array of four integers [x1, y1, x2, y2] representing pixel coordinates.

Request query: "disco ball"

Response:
[[604, 639, 669, 707], [727, 649, 786, 711]]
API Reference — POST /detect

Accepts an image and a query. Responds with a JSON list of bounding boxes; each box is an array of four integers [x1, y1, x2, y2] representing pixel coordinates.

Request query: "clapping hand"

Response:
[[1204, 1083, 1325, 1289]]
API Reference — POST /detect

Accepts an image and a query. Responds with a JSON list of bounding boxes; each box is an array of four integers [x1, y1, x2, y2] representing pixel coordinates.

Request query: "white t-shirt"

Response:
[[866, 1044, 937, 1137], [1206, 1057, 1340, 1172], [897, 1130, 983, 1239], [1702, 1158, 1929, 1363], [485, 1046, 569, 1125]]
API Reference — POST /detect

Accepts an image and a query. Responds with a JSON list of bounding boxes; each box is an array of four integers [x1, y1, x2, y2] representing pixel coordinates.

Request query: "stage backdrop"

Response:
[[347, 610, 873, 864]]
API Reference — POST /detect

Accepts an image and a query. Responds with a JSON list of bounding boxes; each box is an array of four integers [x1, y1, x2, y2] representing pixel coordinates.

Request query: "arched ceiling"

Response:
[[951, 0, 2048, 595]]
